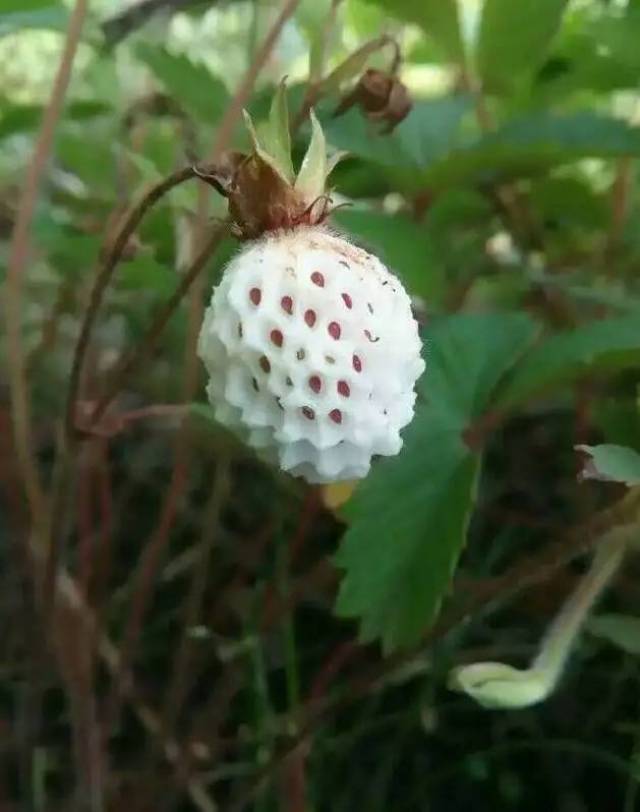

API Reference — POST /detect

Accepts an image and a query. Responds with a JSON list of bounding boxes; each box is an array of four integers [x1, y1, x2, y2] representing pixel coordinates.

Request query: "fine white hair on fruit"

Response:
[[198, 226, 425, 483]]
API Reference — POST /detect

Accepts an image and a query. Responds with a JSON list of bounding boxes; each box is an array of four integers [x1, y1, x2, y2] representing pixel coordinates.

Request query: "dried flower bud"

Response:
[[334, 69, 412, 133]]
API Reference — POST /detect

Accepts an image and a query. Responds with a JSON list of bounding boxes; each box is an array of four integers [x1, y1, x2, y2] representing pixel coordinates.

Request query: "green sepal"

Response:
[[243, 81, 295, 184]]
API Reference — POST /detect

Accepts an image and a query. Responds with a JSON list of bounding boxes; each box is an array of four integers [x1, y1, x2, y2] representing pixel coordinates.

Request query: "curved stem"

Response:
[[64, 165, 199, 439], [88, 220, 230, 428], [4, 0, 88, 521], [533, 526, 629, 680]]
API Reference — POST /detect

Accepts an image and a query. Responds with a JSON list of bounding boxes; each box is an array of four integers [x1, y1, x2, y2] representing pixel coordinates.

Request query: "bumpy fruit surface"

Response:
[[198, 226, 425, 483]]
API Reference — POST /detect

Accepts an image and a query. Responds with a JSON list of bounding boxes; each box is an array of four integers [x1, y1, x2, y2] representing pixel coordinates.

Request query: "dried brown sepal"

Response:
[[196, 155, 331, 240], [334, 68, 412, 134], [194, 87, 343, 240]]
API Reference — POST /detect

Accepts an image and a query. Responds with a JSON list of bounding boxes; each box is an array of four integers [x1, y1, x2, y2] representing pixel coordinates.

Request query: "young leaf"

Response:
[[334, 313, 538, 652], [496, 315, 640, 409], [476, 0, 570, 91], [576, 444, 640, 487]]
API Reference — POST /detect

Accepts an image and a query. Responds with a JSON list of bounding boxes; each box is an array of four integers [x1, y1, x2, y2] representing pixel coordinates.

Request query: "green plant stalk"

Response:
[[533, 527, 629, 681], [449, 524, 634, 709]]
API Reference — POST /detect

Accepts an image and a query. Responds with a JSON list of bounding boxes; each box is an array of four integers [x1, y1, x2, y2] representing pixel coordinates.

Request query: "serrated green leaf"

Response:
[[136, 44, 229, 124], [323, 95, 472, 187], [588, 614, 640, 655], [362, 0, 464, 62], [497, 316, 640, 409], [476, 0, 570, 91], [576, 444, 640, 487], [334, 313, 538, 652], [424, 112, 640, 189], [333, 209, 443, 302], [295, 110, 327, 201]]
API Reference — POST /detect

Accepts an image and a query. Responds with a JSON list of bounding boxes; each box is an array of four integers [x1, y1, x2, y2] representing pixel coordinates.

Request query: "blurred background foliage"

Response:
[[2, 0, 640, 810]]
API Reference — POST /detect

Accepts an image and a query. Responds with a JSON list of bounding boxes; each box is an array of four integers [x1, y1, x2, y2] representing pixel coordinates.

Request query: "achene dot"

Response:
[[302, 406, 315, 420], [337, 380, 350, 397], [270, 329, 283, 347], [311, 271, 325, 287], [304, 309, 316, 327], [309, 375, 322, 393], [281, 295, 293, 314], [328, 321, 341, 340], [341, 293, 352, 309], [249, 288, 261, 306], [329, 409, 342, 424], [352, 354, 362, 372], [260, 356, 271, 373]]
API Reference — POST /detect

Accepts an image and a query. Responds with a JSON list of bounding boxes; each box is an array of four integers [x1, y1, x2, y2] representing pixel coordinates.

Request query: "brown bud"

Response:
[[334, 69, 412, 133]]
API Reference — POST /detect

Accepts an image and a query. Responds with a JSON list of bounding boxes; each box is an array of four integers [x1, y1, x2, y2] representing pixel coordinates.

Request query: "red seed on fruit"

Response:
[[302, 406, 315, 420], [329, 409, 342, 424], [309, 375, 321, 393], [353, 354, 362, 372], [341, 293, 352, 309], [311, 271, 325, 287], [249, 288, 261, 305], [260, 356, 271, 373], [270, 329, 283, 347], [281, 296, 293, 314], [328, 321, 341, 340], [304, 309, 316, 327], [337, 381, 350, 397]]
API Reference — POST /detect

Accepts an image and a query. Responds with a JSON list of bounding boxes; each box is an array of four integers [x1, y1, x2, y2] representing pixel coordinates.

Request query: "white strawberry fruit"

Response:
[[197, 87, 425, 483]]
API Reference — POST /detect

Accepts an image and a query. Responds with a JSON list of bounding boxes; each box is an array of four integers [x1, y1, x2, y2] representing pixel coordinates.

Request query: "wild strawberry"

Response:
[[197, 86, 424, 483]]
